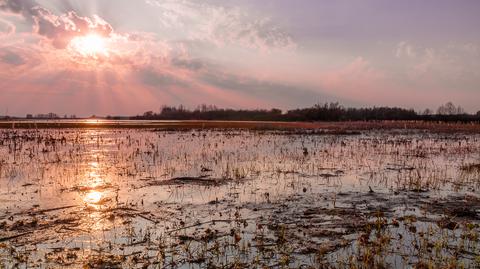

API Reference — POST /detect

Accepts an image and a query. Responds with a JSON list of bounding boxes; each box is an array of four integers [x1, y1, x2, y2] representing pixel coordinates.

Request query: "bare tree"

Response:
[[423, 108, 433, 115], [456, 106, 465, 115], [437, 102, 464, 115]]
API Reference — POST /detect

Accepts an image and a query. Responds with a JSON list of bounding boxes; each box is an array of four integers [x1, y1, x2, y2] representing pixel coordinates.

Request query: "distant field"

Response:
[[0, 120, 480, 133]]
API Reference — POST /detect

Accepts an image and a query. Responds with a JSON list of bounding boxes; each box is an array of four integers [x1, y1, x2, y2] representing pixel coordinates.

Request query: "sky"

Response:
[[0, 0, 479, 116]]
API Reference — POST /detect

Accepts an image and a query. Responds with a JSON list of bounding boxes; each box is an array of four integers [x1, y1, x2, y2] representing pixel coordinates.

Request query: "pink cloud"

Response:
[[1, 0, 113, 48], [0, 17, 14, 36], [321, 57, 385, 96], [146, 0, 295, 52], [0, 33, 268, 116]]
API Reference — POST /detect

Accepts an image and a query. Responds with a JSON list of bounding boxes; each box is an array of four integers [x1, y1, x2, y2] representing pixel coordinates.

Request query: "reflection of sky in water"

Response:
[[0, 129, 479, 267], [0, 129, 479, 210], [0, 129, 479, 214]]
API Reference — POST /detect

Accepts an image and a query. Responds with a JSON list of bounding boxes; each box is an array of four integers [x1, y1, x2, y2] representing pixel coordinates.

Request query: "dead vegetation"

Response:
[[0, 128, 480, 268], [461, 163, 480, 173], [148, 176, 234, 186]]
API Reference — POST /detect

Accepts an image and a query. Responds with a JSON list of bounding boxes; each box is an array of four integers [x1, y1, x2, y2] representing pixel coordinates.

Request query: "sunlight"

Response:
[[84, 191, 103, 204], [90, 161, 99, 168], [84, 119, 103, 124], [68, 34, 109, 59]]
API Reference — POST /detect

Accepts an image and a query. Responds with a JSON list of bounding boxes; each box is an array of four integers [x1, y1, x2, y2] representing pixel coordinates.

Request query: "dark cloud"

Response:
[[0, 49, 25, 65], [171, 57, 204, 71], [136, 67, 188, 88], [0, 18, 14, 35], [0, 0, 34, 14], [201, 72, 337, 108], [0, 0, 113, 48]]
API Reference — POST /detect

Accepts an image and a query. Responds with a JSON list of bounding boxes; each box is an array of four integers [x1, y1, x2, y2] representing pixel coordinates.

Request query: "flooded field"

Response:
[[0, 127, 479, 268]]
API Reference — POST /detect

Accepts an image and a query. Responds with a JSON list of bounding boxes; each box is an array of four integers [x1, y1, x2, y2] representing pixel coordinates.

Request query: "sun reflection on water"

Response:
[[84, 191, 103, 205], [82, 153, 109, 207], [78, 137, 114, 231], [84, 119, 103, 125], [90, 161, 99, 168]]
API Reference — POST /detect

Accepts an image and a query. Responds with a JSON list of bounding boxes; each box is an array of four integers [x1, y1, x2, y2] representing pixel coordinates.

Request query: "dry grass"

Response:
[[0, 120, 480, 133], [0, 128, 479, 268]]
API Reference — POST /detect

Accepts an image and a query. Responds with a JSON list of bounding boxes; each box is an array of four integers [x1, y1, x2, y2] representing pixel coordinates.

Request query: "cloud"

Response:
[[0, 0, 113, 48], [0, 49, 25, 65], [146, 0, 295, 51], [395, 41, 416, 58], [322, 57, 384, 89], [136, 67, 188, 88], [393, 42, 480, 84], [0, 46, 43, 80], [0, 0, 303, 114], [0, 17, 14, 36], [0, 37, 261, 115], [312, 56, 435, 109], [200, 71, 334, 108], [171, 57, 204, 71]]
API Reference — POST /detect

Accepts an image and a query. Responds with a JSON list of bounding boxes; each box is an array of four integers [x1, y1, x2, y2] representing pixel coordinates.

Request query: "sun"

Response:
[[69, 34, 109, 59]]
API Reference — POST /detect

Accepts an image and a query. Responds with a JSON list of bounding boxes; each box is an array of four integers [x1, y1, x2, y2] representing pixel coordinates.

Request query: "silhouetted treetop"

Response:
[[132, 102, 479, 122], [437, 102, 465, 115]]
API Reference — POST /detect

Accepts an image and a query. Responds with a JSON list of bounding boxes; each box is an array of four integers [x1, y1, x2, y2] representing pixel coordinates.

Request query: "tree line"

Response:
[[131, 102, 480, 122]]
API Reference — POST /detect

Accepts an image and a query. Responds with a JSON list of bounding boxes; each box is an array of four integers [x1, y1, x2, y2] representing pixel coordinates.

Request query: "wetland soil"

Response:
[[0, 128, 479, 268]]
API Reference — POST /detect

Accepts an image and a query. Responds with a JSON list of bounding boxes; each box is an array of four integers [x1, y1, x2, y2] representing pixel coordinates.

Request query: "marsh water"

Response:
[[0, 128, 479, 268]]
